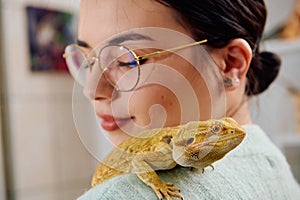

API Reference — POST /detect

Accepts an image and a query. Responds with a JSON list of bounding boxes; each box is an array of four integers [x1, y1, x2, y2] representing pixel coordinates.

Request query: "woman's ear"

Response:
[[210, 38, 252, 90]]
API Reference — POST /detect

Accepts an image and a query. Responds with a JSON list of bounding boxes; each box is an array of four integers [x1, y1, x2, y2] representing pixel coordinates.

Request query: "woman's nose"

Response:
[[83, 71, 116, 101]]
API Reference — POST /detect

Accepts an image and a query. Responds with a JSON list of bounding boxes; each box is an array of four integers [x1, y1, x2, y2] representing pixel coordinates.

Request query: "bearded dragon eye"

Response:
[[211, 124, 222, 134], [162, 136, 172, 144], [186, 138, 194, 145]]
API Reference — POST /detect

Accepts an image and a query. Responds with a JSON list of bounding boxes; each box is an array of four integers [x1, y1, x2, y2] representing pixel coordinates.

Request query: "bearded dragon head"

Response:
[[172, 117, 246, 169]]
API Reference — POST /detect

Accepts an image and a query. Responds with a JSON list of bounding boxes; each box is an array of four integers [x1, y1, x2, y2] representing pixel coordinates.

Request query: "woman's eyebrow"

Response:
[[77, 40, 91, 48], [76, 33, 153, 48], [107, 33, 154, 45]]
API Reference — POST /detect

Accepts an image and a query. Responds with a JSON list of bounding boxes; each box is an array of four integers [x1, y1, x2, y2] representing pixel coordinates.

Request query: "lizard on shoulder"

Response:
[[92, 117, 246, 200]]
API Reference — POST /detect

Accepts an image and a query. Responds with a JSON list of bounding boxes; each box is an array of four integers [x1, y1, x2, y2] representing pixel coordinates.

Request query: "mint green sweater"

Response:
[[78, 125, 300, 200]]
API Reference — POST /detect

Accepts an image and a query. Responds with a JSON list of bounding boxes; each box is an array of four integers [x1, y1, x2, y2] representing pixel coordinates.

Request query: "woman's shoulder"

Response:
[[78, 164, 300, 200], [233, 124, 287, 157], [77, 163, 299, 200], [77, 173, 156, 200], [77, 124, 300, 200], [77, 167, 231, 200]]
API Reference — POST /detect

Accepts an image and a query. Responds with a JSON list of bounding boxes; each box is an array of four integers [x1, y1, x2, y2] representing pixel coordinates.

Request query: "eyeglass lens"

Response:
[[100, 45, 139, 91], [65, 45, 140, 91]]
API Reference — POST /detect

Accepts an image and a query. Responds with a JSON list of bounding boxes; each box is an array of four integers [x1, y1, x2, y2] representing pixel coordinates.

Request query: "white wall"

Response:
[[1, 2, 7, 199], [264, 0, 295, 34], [0, 113, 6, 200], [1, 0, 101, 199]]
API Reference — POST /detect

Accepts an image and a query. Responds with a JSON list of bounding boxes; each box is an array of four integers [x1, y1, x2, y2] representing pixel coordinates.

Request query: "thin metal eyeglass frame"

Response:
[[63, 39, 208, 91], [63, 44, 99, 70]]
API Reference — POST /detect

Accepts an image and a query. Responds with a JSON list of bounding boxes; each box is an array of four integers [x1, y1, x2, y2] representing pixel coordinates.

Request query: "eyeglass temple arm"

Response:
[[136, 39, 207, 61]]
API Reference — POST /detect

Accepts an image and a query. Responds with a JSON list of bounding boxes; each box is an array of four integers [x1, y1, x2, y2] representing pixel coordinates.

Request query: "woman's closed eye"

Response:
[[117, 59, 148, 68], [117, 60, 138, 68]]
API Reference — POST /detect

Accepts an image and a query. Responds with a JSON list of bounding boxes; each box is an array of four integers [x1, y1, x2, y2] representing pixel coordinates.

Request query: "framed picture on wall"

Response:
[[26, 6, 75, 72]]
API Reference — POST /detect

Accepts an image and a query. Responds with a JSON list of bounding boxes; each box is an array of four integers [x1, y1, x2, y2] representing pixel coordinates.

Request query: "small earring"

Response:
[[223, 77, 240, 87], [224, 77, 233, 87]]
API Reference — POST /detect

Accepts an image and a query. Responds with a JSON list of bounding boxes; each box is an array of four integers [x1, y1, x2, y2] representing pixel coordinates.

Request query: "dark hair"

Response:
[[156, 0, 281, 96]]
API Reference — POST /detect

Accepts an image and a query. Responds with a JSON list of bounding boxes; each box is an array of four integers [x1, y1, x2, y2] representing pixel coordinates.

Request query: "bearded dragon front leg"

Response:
[[137, 171, 181, 200], [132, 142, 182, 200]]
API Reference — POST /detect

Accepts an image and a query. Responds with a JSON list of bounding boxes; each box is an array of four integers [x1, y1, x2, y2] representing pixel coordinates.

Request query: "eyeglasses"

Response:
[[63, 39, 208, 92]]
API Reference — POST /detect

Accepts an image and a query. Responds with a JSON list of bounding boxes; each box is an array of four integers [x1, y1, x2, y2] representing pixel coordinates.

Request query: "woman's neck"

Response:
[[228, 97, 252, 125]]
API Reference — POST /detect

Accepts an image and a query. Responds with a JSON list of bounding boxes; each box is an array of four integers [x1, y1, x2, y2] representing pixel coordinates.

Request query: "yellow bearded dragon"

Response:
[[92, 117, 246, 200]]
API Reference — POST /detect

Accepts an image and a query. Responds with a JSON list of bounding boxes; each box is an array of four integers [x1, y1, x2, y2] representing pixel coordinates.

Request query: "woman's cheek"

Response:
[[128, 85, 181, 127]]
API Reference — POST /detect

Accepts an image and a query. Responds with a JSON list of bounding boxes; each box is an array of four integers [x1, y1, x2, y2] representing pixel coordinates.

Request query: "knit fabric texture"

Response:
[[78, 125, 300, 200]]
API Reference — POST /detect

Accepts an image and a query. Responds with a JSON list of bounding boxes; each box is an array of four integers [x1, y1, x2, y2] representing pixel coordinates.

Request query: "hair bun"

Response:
[[246, 51, 281, 96]]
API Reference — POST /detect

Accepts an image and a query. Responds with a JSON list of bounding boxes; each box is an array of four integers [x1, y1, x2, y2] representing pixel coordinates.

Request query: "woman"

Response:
[[64, 0, 300, 199]]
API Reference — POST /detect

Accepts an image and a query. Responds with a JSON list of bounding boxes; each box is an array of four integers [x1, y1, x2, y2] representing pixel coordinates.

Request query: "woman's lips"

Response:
[[98, 114, 132, 131]]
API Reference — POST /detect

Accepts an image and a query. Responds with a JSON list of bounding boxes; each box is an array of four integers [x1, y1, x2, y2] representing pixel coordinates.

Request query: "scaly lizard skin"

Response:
[[92, 117, 246, 200]]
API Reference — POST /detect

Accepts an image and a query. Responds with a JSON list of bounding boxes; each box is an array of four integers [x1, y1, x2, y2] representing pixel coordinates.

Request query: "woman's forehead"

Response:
[[78, 0, 189, 47]]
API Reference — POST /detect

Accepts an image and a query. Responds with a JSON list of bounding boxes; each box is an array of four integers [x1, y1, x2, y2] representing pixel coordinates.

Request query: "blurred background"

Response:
[[0, 0, 299, 200]]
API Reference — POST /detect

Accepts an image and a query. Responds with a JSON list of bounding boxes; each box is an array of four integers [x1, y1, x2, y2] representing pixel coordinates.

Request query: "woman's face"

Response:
[[78, 0, 218, 145]]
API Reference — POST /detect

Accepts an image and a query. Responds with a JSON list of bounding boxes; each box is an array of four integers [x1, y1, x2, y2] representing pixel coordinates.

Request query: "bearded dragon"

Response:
[[92, 117, 246, 200]]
